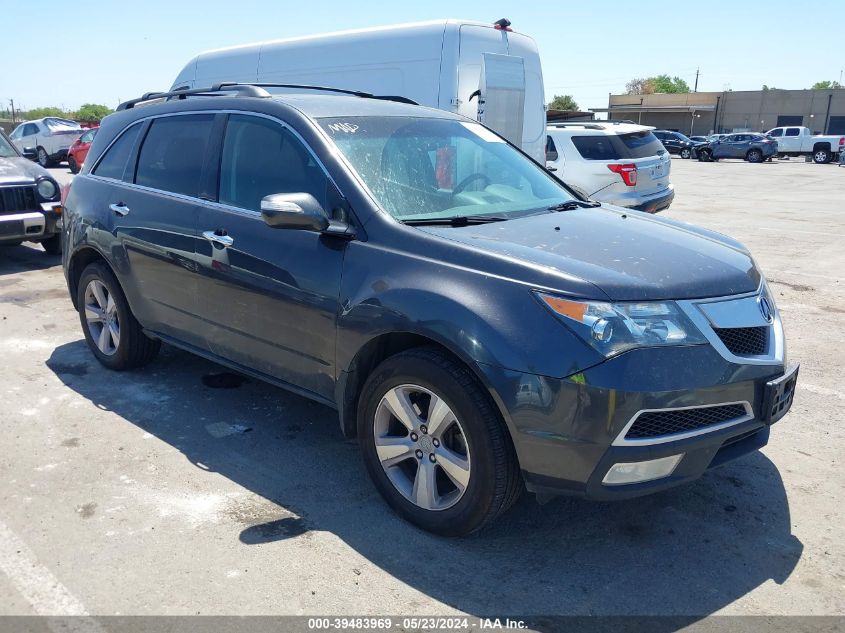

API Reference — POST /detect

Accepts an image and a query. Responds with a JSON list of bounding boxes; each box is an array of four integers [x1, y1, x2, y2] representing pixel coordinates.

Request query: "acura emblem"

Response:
[[759, 296, 773, 322]]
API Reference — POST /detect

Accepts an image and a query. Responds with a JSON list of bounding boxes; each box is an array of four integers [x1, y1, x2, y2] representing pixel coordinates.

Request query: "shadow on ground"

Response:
[[0, 243, 61, 277], [47, 340, 802, 620]]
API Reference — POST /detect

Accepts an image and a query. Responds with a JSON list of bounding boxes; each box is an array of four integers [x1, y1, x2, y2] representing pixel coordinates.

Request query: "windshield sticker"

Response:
[[460, 122, 505, 143], [327, 122, 359, 134]]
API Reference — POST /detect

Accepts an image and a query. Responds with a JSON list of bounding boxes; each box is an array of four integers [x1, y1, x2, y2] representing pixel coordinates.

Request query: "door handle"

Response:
[[203, 230, 234, 248], [109, 202, 130, 217]]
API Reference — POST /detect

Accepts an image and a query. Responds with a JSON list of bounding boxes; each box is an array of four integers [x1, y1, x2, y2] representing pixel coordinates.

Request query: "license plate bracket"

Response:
[[762, 363, 799, 425]]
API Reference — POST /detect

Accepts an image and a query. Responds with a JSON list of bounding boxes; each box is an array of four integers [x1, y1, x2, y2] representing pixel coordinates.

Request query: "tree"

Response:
[[22, 106, 66, 120], [75, 103, 113, 122], [811, 80, 842, 90], [625, 78, 655, 95], [650, 74, 690, 93], [762, 85, 777, 91], [625, 75, 689, 95], [548, 94, 580, 111]]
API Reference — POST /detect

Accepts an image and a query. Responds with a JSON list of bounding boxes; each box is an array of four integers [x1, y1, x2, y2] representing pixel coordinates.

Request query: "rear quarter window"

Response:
[[571, 136, 621, 160], [618, 131, 664, 158], [92, 123, 143, 181]]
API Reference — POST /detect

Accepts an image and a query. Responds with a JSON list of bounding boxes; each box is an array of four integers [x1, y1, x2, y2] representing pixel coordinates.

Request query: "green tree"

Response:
[[650, 74, 690, 93], [547, 94, 580, 111], [22, 106, 66, 120], [75, 103, 113, 122], [625, 78, 655, 95], [811, 80, 842, 90]]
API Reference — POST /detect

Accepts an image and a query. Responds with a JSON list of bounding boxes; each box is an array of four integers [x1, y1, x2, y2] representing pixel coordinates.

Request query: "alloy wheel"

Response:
[[37, 148, 48, 167], [814, 150, 829, 163], [373, 384, 471, 511], [84, 279, 120, 356]]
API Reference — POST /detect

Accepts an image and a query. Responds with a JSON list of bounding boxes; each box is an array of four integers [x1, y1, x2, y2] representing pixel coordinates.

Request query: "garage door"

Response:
[[827, 116, 845, 135], [776, 115, 804, 127]]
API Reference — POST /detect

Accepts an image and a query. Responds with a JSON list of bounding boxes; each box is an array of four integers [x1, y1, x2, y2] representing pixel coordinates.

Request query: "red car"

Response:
[[67, 127, 98, 174]]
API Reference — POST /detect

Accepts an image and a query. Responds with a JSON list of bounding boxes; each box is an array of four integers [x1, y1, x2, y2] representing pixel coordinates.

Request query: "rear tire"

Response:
[[77, 262, 160, 370], [68, 156, 79, 174], [358, 347, 522, 535], [40, 234, 62, 255], [813, 149, 831, 164], [746, 149, 763, 163]]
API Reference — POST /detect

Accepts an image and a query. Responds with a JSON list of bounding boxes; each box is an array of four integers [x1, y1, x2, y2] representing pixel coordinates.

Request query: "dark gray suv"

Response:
[[62, 84, 798, 535]]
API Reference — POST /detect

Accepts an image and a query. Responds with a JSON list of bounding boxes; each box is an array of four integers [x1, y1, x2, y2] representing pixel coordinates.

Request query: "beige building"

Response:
[[593, 89, 845, 136]]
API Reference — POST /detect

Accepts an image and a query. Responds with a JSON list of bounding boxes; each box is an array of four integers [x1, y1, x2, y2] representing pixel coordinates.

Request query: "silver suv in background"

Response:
[[546, 122, 674, 213], [9, 117, 84, 167]]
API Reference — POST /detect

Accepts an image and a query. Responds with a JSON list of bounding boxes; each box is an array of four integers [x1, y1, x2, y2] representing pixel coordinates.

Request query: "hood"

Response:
[[418, 207, 760, 301], [0, 156, 52, 186]]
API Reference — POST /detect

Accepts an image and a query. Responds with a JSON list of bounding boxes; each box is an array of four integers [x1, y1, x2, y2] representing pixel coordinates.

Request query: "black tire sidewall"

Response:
[[37, 147, 49, 168], [68, 156, 79, 173], [747, 150, 762, 163], [358, 353, 503, 536], [77, 263, 134, 370]]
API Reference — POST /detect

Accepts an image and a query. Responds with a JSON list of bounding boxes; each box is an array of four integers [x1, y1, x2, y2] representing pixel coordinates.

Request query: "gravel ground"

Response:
[[0, 157, 843, 620]]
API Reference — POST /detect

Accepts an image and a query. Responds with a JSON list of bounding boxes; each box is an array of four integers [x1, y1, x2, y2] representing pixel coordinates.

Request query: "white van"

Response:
[[170, 19, 546, 162]]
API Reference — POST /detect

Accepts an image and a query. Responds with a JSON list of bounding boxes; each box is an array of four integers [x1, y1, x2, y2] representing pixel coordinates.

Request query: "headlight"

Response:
[[536, 292, 707, 358], [37, 179, 57, 200]]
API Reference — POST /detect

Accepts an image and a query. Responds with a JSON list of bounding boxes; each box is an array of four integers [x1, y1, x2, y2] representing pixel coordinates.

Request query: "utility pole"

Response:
[[9, 99, 16, 123], [694, 68, 700, 93]]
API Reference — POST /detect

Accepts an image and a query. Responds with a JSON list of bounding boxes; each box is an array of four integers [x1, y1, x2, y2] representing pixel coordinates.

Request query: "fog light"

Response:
[[602, 454, 683, 486]]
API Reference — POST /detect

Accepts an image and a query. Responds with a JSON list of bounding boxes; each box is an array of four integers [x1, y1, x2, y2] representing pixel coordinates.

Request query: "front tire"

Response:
[[698, 148, 713, 162], [358, 347, 521, 535], [77, 262, 160, 370], [36, 146, 53, 168], [746, 149, 763, 163], [680, 147, 691, 159], [813, 149, 831, 164], [68, 155, 79, 174]]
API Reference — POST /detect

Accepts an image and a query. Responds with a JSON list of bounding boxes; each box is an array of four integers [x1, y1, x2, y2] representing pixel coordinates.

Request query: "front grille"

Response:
[[0, 186, 38, 214], [626, 403, 748, 439], [713, 326, 769, 356]]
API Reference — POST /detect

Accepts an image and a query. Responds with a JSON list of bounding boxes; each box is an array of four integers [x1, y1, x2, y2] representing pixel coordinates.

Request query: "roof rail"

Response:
[[547, 119, 639, 129], [116, 82, 418, 111]]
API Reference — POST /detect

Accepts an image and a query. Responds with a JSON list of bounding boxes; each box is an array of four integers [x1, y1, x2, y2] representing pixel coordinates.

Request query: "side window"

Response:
[[219, 114, 328, 212], [571, 136, 621, 160], [769, 128, 783, 137], [785, 128, 800, 137], [92, 123, 143, 181], [9, 127, 21, 139], [546, 136, 558, 161], [80, 130, 96, 143], [136, 114, 215, 197]]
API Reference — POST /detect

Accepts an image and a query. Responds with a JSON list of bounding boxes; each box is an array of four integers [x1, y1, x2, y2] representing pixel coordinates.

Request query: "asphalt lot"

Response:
[[1, 157, 843, 621]]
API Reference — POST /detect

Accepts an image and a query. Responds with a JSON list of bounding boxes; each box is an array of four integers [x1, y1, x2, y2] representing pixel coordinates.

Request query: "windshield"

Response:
[[673, 132, 693, 143], [318, 116, 575, 221], [0, 134, 18, 158]]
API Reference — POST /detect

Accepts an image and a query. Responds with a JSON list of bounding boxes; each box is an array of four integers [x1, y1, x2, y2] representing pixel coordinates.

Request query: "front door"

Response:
[[194, 113, 346, 400]]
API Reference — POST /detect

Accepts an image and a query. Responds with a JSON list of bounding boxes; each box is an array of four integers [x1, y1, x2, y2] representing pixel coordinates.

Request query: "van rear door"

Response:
[[478, 53, 526, 151]]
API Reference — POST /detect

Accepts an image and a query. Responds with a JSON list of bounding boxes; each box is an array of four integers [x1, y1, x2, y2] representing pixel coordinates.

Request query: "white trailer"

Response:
[[170, 19, 547, 162]]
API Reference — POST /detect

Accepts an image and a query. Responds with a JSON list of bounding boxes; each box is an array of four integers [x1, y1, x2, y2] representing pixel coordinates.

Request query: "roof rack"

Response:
[[547, 119, 638, 129], [117, 82, 418, 111]]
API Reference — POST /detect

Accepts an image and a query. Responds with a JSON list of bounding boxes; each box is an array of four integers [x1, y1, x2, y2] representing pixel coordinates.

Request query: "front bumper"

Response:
[[480, 344, 795, 501], [0, 205, 62, 244]]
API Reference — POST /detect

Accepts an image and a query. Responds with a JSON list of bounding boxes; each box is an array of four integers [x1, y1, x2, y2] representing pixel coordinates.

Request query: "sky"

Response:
[[2, 0, 843, 115]]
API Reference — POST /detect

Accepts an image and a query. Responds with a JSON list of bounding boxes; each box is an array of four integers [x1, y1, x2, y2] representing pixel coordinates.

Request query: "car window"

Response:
[[80, 129, 97, 143], [545, 136, 558, 161], [617, 131, 664, 158], [23, 124, 38, 136], [0, 134, 17, 158], [92, 123, 143, 181], [768, 128, 783, 137], [319, 116, 573, 221], [785, 128, 800, 137], [135, 114, 215, 197], [219, 114, 329, 212], [571, 136, 621, 160]]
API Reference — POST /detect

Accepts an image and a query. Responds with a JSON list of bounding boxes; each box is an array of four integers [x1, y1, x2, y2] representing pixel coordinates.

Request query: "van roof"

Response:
[[197, 19, 523, 56], [270, 93, 456, 119]]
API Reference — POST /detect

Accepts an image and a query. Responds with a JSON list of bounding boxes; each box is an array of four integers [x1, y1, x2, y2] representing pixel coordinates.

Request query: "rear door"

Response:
[[193, 113, 346, 399], [478, 53, 526, 150], [95, 114, 213, 347]]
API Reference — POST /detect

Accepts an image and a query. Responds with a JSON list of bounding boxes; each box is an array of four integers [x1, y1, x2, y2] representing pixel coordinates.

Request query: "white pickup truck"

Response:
[[764, 126, 845, 163]]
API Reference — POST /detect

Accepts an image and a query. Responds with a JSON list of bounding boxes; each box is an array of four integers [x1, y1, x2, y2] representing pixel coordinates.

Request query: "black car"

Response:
[[61, 84, 798, 535], [0, 129, 64, 254], [653, 129, 708, 159]]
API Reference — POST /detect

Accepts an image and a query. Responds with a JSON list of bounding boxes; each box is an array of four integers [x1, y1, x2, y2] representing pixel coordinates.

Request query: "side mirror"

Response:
[[22, 147, 37, 161], [261, 193, 330, 232]]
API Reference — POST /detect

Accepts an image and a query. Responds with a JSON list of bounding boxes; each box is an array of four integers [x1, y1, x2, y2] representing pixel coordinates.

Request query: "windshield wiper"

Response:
[[401, 215, 509, 227], [547, 200, 602, 212]]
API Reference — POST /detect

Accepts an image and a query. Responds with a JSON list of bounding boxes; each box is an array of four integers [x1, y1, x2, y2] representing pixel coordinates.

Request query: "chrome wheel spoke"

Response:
[[85, 305, 105, 323], [411, 461, 438, 510], [90, 281, 108, 311], [97, 323, 111, 353], [437, 447, 471, 490], [375, 436, 415, 468], [426, 394, 453, 438], [108, 322, 120, 350], [383, 387, 419, 431]]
